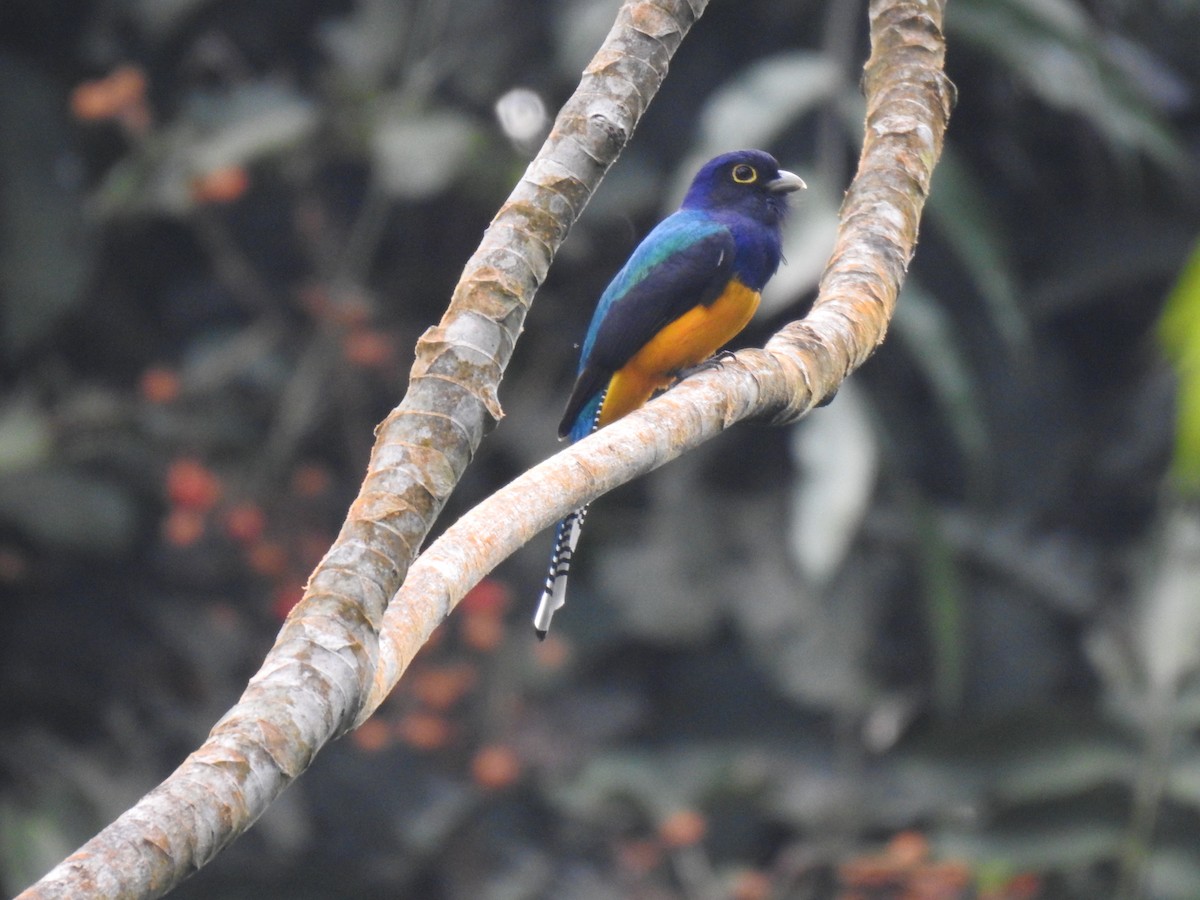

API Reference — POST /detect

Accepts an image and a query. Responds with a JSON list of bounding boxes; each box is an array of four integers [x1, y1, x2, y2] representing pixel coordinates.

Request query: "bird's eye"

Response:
[[732, 164, 757, 184]]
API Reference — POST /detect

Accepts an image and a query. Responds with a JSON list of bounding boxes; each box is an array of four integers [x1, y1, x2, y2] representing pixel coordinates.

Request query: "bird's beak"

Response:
[[767, 170, 806, 193]]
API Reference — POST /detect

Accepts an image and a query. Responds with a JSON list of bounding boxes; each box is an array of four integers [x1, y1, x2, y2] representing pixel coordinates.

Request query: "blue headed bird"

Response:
[[534, 149, 805, 637]]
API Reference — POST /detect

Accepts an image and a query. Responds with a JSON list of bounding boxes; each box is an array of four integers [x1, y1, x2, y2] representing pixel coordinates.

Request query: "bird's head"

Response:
[[680, 150, 805, 226]]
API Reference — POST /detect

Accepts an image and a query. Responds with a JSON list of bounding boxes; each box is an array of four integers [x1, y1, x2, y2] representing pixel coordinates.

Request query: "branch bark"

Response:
[[18, 2, 707, 897], [360, 0, 953, 718]]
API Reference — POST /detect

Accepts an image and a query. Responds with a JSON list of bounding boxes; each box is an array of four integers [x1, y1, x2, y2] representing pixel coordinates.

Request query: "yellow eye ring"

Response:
[[732, 164, 757, 184]]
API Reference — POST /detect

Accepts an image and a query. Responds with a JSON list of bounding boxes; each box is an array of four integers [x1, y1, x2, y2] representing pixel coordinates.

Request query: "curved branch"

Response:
[[360, 0, 953, 718], [18, 3, 707, 897]]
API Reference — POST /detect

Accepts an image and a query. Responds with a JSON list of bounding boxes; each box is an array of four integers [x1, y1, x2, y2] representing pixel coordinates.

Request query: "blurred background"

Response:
[[1, 0, 1199, 897]]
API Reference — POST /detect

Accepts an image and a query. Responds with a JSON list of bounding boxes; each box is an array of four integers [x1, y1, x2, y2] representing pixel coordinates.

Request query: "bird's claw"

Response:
[[676, 350, 737, 381]]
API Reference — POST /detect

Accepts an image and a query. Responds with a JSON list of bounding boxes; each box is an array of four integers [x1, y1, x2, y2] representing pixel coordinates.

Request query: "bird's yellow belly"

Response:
[[598, 279, 761, 427]]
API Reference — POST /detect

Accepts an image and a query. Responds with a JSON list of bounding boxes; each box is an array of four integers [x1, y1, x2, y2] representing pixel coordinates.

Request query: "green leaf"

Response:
[[1159, 239, 1200, 491]]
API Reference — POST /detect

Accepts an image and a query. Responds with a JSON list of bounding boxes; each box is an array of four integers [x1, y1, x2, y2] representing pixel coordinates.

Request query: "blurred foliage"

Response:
[[1159, 240, 1200, 490], [1, 0, 1199, 898]]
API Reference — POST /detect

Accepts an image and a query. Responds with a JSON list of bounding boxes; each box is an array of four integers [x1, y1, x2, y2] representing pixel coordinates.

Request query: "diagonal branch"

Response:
[[18, 2, 707, 897], [360, 0, 954, 718]]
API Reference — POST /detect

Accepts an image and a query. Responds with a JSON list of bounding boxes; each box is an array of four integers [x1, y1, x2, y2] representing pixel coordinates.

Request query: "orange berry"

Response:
[[909, 860, 972, 897], [411, 664, 477, 712], [291, 463, 332, 498], [658, 809, 707, 848], [886, 830, 929, 867], [342, 328, 394, 368], [396, 712, 452, 751], [460, 610, 504, 652], [140, 366, 180, 404], [999, 873, 1042, 900], [352, 717, 393, 754], [191, 165, 250, 204], [616, 839, 662, 875], [533, 631, 571, 670], [270, 583, 305, 621], [70, 82, 115, 121], [162, 507, 206, 547], [223, 503, 267, 545], [246, 540, 288, 578], [166, 457, 221, 511], [106, 65, 147, 107], [326, 287, 374, 328], [471, 744, 522, 790], [70, 64, 149, 131], [729, 869, 772, 900], [461, 579, 511, 616]]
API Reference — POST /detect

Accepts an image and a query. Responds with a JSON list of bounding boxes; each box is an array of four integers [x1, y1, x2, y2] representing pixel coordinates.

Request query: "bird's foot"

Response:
[[675, 350, 737, 381]]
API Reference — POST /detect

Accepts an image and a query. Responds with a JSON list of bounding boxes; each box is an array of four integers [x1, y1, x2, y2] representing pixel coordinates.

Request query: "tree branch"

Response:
[[360, 0, 953, 718], [18, 2, 707, 897]]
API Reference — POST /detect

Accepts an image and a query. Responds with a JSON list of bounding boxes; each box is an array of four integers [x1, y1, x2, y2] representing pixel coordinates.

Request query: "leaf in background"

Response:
[[1158, 239, 1200, 490], [1145, 850, 1200, 900], [688, 52, 841, 165], [948, 0, 1190, 173], [913, 500, 967, 717], [318, 0, 409, 91], [130, 0, 214, 39], [789, 381, 878, 585], [763, 186, 839, 315], [0, 55, 95, 357], [94, 81, 319, 217], [925, 146, 1031, 355], [987, 738, 1135, 804], [0, 400, 52, 473], [1165, 751, 1200, 811], [550, 746, 741, 823], [186, 82, 319, 176], [1134, 505, 1200, 696], [937, 820, 1125, 872], [0, 468, 138, 556], [553, 0, 623, 80], [372, 109, 479, 200], [892, 281, 991, 484]]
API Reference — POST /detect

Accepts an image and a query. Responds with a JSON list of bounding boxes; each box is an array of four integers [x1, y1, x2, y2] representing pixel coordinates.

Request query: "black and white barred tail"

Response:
[[533, 505, 589, 639], [533, 389, 606, 638]]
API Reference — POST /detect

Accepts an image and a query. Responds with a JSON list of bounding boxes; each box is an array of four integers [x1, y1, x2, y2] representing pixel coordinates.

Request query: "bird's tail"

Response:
[[533, 505, 589, 639], [535, 387, 605, 638]]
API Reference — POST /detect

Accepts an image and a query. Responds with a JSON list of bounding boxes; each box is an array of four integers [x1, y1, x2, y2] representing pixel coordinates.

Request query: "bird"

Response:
[[533, 149, 805, 638]]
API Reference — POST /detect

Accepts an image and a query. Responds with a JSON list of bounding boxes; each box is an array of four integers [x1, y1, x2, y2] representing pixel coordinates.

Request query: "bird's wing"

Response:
[[558, 216, 735, 437]]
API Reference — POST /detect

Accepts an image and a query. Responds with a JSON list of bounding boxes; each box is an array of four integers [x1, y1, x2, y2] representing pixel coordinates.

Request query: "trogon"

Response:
[[534, 149, 805, 637]]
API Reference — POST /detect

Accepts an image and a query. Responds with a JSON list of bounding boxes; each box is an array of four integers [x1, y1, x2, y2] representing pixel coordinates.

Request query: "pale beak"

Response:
[[767, 170, 807, 193]]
